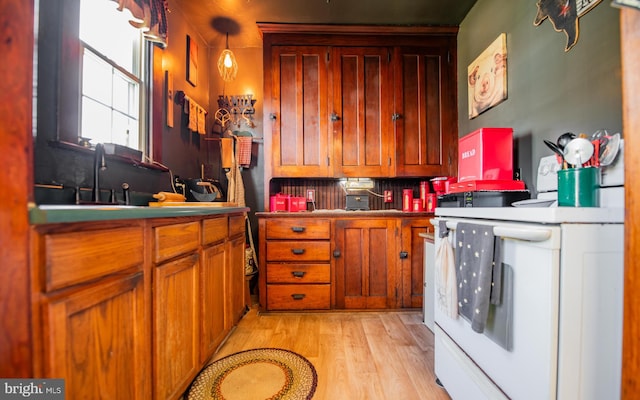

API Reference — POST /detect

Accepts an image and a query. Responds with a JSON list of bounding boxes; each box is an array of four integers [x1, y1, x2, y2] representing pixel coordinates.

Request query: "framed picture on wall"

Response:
[[187, 35, 198, 86], [467, 33, 507, 119]]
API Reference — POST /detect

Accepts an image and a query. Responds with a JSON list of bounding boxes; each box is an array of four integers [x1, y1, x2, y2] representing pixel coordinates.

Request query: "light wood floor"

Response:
[[213, 307, 451, 400]]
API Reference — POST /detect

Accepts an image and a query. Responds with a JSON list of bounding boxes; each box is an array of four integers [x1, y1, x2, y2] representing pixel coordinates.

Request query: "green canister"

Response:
[[557, 167, 600, 207]]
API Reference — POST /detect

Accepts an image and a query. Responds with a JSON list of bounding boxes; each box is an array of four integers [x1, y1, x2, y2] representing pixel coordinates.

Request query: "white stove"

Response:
[[432, 145, 625, 400]]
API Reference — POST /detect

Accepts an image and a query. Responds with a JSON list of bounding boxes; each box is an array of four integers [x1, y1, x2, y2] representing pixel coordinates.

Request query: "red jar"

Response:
[[402, 189, 413, 212]]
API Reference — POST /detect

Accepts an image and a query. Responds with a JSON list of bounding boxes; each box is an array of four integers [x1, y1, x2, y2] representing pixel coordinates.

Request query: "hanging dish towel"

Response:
[[236, 136, 253, 167], [455, 222, 501, 333], [196, 106, 206, 134], [435, 221, 458, 319]]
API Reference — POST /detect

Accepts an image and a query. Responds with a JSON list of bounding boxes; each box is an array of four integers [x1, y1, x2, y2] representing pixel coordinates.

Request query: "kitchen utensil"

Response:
[[544, 139, 565, 160], [563, 138, 594, 168], [599, 132, 621, 166], [556, 132, 576, 150]]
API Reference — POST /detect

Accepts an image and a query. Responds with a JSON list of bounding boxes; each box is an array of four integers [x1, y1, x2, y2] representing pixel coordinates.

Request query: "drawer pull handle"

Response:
[[292, 271, 306, 278], [291, 226, 306, 233], [291, 248, 305, 255], [291, 294, 306, 300]]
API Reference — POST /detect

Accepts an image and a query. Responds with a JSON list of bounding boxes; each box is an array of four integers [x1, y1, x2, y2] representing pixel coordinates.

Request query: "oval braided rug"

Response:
[[187, 348, 317, 400]]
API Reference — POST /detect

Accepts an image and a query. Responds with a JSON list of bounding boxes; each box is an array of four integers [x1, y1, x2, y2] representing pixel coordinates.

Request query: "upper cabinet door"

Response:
[[331, 47, 394, 177], [393, 45, 458, 177], [270, 46, 331, 177]]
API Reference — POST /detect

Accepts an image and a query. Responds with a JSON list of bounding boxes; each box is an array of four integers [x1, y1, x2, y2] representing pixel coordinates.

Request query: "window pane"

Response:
[[112, 113, 139, 149], [82, 97, 112, 143], [113, 71, 138, 116], [79, 0, 139, 74], [83, 51, 112, 105]]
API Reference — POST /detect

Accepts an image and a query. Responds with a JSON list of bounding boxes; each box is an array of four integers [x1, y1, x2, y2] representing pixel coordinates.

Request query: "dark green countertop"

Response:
[[29, 204, 250, 224]]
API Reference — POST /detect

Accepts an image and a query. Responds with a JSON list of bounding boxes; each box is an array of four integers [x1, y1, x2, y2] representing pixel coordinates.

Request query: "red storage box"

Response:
[[288, 197, 307, 212], [458, 127, 514, 182], [270, 194, 289, 212]]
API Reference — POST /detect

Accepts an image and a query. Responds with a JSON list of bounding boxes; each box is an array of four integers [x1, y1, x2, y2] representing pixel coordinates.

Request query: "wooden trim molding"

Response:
[[257, 22, 458, 36], [0, 0, 34, 377], [621, 7, 640, 400]]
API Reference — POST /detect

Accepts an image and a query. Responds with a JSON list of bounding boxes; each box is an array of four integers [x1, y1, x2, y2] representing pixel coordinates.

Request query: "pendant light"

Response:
[[217, 32, 238, 82]]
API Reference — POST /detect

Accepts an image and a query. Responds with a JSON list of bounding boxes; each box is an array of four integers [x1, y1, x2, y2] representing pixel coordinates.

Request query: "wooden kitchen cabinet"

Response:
[[152, 221, 201, 400], [227, 215, 248, 325], [269, 45, 330, 177], [260, 218, 331, 310], [334, 218, 397, 309], [200, 216, 229, 363], [31, 211, 248, 400], [260, 24, 458, 189], [331, 46, 393, 177], [258, 213, 431, 311], [399, 217, 433, 308], [394, 44, 458, 177], [31, 221, 150, 400]]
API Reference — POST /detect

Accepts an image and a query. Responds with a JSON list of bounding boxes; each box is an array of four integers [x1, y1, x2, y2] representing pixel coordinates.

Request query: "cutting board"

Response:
[[149, 202, 239, 207]]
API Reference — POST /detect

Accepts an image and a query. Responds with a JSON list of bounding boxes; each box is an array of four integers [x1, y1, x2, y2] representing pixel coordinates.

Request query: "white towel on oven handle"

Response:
[[435, 229, 458, 319]]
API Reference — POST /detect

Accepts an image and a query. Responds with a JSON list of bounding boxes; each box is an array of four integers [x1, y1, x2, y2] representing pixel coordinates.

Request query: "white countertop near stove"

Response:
[[435, 206, 624, 224]]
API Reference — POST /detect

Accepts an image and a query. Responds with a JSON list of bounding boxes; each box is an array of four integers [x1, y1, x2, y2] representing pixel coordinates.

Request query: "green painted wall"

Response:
[[457, 1, 622, 192]]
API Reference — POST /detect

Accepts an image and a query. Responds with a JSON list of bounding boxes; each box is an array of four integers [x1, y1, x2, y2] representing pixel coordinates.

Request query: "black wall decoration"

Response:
[[533, 0, 603, 51]]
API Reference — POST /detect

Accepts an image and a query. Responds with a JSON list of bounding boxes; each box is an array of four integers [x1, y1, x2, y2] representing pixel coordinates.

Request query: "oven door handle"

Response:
[[440, 220, 552, 242]]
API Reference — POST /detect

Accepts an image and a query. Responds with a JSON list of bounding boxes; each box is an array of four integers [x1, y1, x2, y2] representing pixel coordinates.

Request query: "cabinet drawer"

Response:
[[154, 222, 200, 263], [267, 284, 330, 310], [229, 214, 245, 238], [266, 263, 330, 283], [202, 216, 228, 245], [266, 241, 330, 262], [44, 227, 144, 292], [266, 219, 330, 240]]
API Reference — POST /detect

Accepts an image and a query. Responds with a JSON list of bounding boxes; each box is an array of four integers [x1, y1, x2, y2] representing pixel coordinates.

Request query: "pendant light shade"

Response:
[[218, 33, 238, 82]]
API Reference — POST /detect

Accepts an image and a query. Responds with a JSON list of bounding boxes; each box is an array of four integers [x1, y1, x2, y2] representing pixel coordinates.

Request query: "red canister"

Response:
[[426, 193, 437, 213], [412, 198, 424, 212], [402, 189, 413, 212], [419, 181, 429, 209]]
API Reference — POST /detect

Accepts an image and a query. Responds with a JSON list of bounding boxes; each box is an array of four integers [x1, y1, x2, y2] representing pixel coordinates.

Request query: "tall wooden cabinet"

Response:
[[260, 24, 458, 204], [331, 46, 393, 177], [394, 46, 457, 177], [269, 45, 330, 177]]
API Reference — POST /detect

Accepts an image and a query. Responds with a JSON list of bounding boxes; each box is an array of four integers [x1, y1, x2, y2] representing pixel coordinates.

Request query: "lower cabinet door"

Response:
[[334, 219, 397, 309], [44, 273, 149, 400], [201, 242, 227, 363], [154, 253, 200, 400]]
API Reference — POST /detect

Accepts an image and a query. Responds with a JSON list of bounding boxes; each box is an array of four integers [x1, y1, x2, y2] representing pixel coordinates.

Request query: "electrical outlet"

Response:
[[306, 189, 316, 203]]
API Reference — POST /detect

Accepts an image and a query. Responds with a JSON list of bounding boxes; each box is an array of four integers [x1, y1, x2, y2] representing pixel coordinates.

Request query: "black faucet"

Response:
[[92, 143, 106, 202]]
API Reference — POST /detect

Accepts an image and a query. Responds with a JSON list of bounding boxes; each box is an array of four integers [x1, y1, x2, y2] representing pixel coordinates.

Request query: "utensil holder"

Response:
[[557, 167, 600, 207]]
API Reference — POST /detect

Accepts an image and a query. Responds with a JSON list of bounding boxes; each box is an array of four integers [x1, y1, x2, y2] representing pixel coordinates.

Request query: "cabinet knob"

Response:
[[392, 113, 402, 121], [291, 293, 306, 300], [292, 271, 306, 278], [291, 248, 305, 255], [399, 251, 408, 259], [330, 113, 340, 121], [333, 249, 341, 258], [269, 113, 277, 120]]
